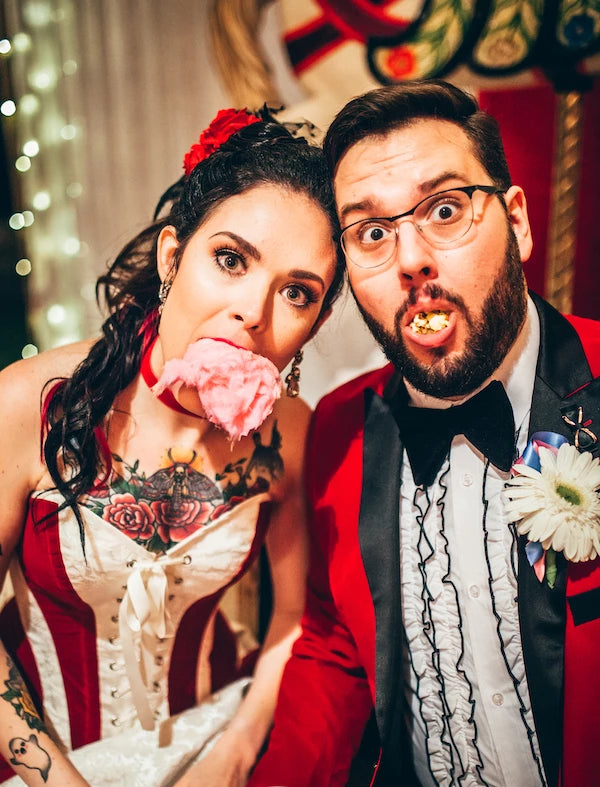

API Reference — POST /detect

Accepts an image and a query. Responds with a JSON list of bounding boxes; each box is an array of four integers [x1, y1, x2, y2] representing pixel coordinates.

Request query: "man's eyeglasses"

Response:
[[340, 185, 505, 269]]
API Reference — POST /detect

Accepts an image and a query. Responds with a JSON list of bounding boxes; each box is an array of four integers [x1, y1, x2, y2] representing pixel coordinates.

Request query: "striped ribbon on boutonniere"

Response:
[[504, 417, 600, 588]]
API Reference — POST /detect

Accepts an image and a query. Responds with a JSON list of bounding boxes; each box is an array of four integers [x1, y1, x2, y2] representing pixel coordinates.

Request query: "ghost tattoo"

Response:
[[9, 734, 51, 782]]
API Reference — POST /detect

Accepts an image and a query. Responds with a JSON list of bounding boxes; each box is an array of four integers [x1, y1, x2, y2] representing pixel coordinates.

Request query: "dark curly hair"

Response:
[[42, 108, 345, 549]]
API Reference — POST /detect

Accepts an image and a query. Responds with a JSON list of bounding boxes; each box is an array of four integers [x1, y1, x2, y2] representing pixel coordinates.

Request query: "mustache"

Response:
[[395, 282, 470, 328]]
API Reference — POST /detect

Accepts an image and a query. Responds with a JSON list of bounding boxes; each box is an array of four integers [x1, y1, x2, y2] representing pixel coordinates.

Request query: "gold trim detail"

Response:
[[209, 0, 279, 107], [545, 91, 584, 314]]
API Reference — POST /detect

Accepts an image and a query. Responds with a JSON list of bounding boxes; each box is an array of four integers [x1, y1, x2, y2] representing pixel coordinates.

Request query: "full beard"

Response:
[[356, 228, 528, 398]]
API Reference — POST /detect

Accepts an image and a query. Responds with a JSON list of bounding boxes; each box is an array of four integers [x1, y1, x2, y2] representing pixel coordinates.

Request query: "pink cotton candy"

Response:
[[152, 338, 282, 441]]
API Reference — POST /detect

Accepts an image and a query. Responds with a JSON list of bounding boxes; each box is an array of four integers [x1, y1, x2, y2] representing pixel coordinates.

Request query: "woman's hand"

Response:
[[173, 730, 256, 787]]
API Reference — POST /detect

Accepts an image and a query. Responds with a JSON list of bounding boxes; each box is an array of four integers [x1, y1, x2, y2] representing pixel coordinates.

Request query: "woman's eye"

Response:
[[282, 285, 313, 307], [215, 249, 245, 273]]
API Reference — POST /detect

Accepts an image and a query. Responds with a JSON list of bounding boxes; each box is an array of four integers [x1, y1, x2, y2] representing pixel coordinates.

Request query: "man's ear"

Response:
[[308, 307, 332, 341], [156, 225, 179, 281], [504, 186, 532, 264]]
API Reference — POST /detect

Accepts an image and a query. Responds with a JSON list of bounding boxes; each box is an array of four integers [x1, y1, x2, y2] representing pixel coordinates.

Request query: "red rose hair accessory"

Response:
[[183, 108, 261, 176]]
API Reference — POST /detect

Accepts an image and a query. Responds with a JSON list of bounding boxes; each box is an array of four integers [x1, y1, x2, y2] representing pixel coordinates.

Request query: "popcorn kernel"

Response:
[[410, 310, 449, 334]]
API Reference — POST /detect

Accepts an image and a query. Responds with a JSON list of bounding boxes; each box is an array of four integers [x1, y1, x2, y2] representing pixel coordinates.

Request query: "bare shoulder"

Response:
[[0, 340, 93, 396], [262, 395, 313, 490], [0, 340, 95, 430], [270, 394, 312, 442]]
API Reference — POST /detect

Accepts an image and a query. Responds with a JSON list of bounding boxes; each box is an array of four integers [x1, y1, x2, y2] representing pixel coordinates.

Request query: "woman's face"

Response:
[[155, 183, 337, 374]]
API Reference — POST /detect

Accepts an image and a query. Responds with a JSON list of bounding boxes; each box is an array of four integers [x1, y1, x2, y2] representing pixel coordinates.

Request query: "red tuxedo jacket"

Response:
[[250, 295, 600, 787]]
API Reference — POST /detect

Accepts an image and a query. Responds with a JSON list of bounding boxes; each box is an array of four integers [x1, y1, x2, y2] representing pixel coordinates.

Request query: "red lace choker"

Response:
[[140, 337, 201, 418]]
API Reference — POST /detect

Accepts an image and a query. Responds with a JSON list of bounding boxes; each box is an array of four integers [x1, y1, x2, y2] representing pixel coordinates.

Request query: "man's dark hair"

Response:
[[324, 79, 512, 191]]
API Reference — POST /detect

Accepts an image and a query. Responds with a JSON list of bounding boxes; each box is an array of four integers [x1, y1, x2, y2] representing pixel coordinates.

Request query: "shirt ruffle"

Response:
[[401, 477, 485, 786]]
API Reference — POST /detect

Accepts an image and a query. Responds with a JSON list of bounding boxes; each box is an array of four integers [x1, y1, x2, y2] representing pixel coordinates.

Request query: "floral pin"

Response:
[[504, 431, 600, 588]]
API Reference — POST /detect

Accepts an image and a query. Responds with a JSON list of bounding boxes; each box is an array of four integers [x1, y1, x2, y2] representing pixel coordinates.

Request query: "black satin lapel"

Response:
[[529, 291, 592, 414], [519, 293, 594, 787], [359, 386, 403, 745]]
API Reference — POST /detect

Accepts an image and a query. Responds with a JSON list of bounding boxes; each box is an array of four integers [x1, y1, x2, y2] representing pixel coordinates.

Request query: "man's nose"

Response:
[[393, 220, 438, 286]]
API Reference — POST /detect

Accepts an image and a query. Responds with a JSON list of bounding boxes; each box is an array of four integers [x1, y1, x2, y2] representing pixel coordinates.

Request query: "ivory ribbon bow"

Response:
[[119, 560, 178, 730]]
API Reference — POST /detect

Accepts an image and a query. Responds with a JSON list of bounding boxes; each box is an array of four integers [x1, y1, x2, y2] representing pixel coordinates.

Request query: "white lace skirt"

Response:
[[5, 678, 250, 787]]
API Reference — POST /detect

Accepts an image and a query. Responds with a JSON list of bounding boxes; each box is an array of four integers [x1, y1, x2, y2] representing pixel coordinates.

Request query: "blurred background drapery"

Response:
[[0, 0, 598, 630]]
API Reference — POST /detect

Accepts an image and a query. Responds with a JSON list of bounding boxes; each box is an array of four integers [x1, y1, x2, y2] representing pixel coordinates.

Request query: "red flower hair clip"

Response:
[[183, 108, 261, 176]]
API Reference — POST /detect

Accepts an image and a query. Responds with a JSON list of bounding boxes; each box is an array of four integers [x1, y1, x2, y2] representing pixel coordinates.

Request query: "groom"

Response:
[[250, 80, 600, 786]]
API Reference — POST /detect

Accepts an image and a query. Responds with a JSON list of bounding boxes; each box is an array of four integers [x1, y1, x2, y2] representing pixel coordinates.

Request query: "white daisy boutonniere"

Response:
[[504, 431, 600, 588]]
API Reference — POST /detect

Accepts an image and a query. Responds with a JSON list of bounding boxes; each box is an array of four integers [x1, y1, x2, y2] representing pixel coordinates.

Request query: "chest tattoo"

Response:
[[82, 421, 283, 552]]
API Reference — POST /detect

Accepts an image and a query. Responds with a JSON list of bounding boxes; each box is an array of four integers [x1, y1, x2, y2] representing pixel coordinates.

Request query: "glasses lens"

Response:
[[416, 189, 473, 246], [342, 219, 396, 268]]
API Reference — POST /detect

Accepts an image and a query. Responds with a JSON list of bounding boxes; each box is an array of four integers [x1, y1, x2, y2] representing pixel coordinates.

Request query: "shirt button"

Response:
[[469, 585, 480, 598], [492, 693, 504, 706], [462, 473, 473, 487]]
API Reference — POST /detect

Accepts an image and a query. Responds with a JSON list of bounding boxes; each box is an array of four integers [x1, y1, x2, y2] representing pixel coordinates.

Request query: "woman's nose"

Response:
[[232, 294, 269, 332]]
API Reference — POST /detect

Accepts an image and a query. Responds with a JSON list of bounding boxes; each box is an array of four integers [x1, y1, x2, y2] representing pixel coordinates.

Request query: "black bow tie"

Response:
[[393, 380, 517, 487]]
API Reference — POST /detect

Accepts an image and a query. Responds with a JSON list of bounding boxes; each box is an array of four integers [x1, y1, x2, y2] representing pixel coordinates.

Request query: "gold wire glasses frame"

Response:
[[340, 185, 505, 269]]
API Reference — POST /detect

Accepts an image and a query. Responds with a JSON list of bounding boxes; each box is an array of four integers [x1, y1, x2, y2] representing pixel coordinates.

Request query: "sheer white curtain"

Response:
[[3, 0, 232, 343]]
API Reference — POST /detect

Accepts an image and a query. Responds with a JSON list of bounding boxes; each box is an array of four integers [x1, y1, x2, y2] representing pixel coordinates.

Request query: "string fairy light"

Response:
[[15, 258, 32, 276], [1, 100, 16, 116], [2, 0, 87, 356], [15, 155, 31, 171], [32, 190, 50, 209], [22, 139, 39, 155]]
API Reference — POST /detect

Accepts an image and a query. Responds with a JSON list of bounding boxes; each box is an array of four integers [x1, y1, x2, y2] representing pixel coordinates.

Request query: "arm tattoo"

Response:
[[9, 734, 51, 782], [1, 656, 45, 732]]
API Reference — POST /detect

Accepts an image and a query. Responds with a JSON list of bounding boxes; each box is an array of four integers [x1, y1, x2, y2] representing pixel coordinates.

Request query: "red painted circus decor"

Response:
[[284, 0, 599, 87]]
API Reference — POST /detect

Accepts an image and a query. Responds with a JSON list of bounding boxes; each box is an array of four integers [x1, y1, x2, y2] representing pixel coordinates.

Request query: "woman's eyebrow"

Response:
[[288, 269, 325, 289], [208, 233, 325, 289], [209, 231, 261, 260]]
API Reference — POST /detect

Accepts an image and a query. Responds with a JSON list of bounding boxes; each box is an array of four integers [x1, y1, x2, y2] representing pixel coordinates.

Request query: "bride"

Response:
[[0, 107, 344, 786]]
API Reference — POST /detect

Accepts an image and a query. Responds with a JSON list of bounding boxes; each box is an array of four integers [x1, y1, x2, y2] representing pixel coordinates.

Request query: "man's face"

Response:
[[334, 119, 533, 398]]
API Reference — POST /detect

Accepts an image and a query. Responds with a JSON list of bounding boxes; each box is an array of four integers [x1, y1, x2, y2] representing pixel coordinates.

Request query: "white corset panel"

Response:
[[10, 490, 270, 750]]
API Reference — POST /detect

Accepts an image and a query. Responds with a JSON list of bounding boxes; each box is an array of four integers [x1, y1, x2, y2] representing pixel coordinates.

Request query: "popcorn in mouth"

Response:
[[410, 310, 450, 334]]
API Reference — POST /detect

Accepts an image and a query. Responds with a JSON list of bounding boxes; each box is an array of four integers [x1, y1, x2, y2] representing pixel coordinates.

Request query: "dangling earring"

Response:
[[158, 264, 176, 314], [285, 349, 303, 398]]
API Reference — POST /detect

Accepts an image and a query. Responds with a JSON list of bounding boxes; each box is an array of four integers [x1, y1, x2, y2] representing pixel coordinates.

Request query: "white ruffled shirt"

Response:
[[399, 297, 548, 786]]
